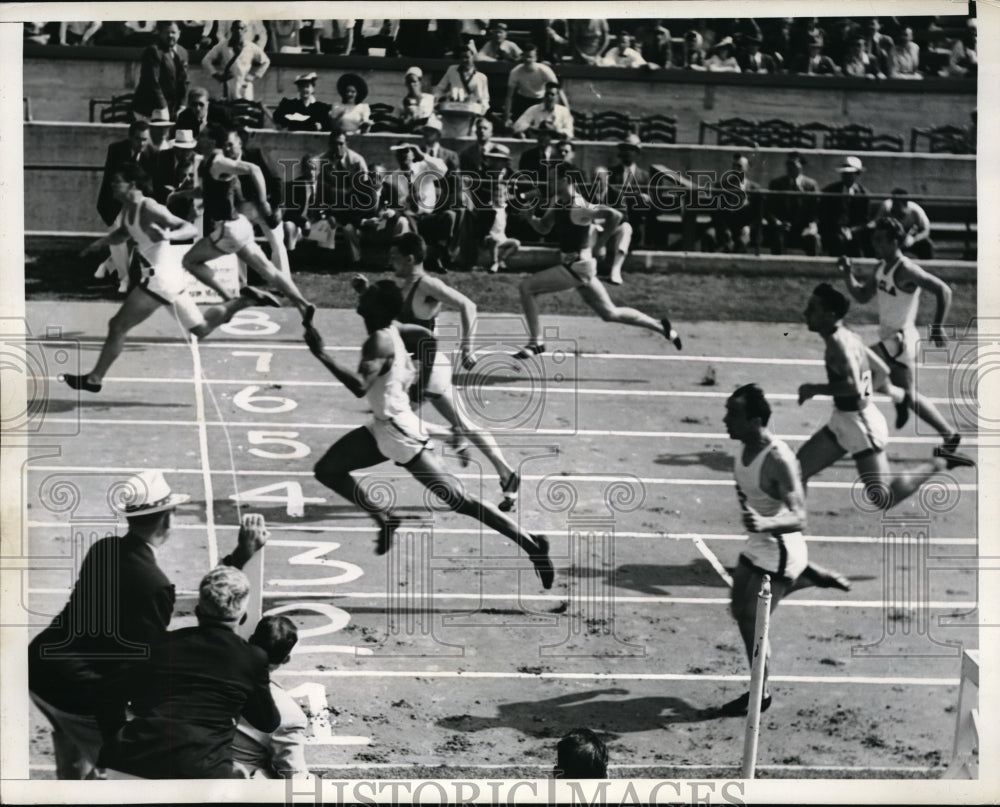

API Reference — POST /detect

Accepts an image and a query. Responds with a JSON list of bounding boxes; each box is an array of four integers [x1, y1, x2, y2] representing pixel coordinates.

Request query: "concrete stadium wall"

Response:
[[23, 46, 976, 144], [23, 122, 976, 234]]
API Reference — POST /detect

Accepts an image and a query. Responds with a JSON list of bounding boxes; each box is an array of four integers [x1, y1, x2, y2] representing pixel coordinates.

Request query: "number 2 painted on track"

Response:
[[283, 682, 370, 746]]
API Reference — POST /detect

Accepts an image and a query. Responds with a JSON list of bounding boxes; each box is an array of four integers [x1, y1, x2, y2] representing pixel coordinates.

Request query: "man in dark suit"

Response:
[[97, 121, 158, 227], [317, 131, 374, 267], [98, 564, 279, 778], [819, 156, 870, 257], [765, 151, 821, 256], [28, 470, 269, 779], [704, 153, 763, 254], [456, 116, 498, 268], [736, 33, 778, 73], [607, 133, 652, 253], [174, 86, 232, 141], [132, 21, 189, 121]]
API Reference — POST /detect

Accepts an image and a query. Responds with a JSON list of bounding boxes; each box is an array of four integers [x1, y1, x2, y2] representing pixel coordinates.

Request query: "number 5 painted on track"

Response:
[[247, 431, 311, 459]]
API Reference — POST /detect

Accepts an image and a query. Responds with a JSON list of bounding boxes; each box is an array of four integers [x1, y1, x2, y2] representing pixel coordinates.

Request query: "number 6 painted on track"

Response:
[[247, 431, 310, 459], [233, 385, 298, 413]]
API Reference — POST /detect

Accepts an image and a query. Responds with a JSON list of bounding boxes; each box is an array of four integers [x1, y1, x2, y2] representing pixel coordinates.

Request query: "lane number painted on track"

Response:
[[230, 481, 324, 518], [233, 385, 298, 414], [231, 350, 274, 374], [268, 539, 364, 586], [221, 310, 281, 336], [283, 682, 371, 746], [247, 430, 311, 459]]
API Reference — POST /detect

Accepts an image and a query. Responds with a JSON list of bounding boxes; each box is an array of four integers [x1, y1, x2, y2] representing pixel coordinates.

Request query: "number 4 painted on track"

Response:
[[231, 481, 324, 518]]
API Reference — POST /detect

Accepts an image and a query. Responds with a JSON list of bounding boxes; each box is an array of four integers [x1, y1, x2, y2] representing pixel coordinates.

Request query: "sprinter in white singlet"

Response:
[[839, 217, 962, 458], [63, 164, 267, 394], [304, 280, 555, 589]]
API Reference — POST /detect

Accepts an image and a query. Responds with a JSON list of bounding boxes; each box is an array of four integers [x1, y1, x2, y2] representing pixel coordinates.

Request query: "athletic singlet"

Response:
[[200, 152, 240, 223], [733, 436, 805, 580], [553, 203, 592, 254], [366, 326, 417, 421], [123, 197, 168, 266], [826, 327, 873, 412], [874, 256, 921, 341], [400, 276, 439, 332]]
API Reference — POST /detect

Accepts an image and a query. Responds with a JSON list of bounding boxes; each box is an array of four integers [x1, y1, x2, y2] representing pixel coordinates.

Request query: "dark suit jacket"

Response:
[[28, 533, 174, 716], [791, 53, 840, 75], [819, 179, 870, 237], [99, 624, 280, 779], [765, 173, 820, 230], [174, 102, 232, 141], [97, 140, 159, 225], [608, 164, 652, 214], [273, 97, 333, 132], [713, 179, 763, 234], [458, 142, 491, 175], [518, 145, 557, 176], [132, 43, 189, 118], [736, 51, 778, 73], [238, 145, 282, 204]]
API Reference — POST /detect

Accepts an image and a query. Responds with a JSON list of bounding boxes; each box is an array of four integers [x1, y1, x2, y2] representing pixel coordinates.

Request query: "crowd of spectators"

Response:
[[29, 16, 976, 78]]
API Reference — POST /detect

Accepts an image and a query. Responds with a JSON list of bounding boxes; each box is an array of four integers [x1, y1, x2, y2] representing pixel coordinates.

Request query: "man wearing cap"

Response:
[[765, 151, 820, 256], [476, 22, 522, 62], [433, 42, 490, 112], [28, 470, 270, 779], [401, 67, 436, 121], [201, 21, 270, 101], [511, 81, 573, 139], [504, 44, 562, 126], [132, 21, 189, 122], [819, 156, 870, 258], [388, 141, 456, 272], [274, 72, 333, 132], [736, 32, 777, 73], [99, 563, 279, 778], [605, 133, 651, 280], [151, 128, 201, 219], [792, 32, 840, 75]]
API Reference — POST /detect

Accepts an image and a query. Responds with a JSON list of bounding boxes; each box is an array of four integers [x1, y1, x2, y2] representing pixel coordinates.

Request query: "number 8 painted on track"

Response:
[[221, 310, 281, 336]]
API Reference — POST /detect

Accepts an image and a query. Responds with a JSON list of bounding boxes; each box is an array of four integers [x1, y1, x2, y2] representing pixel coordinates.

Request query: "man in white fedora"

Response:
[[28, 469, 268, 779], [819, 155, 870, 258]]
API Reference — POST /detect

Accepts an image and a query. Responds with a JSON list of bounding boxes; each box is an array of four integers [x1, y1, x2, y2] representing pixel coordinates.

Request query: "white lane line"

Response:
[[31, 338, 961, 371], [189, 337, 218, 567], [26, 589, 976, 609], [34, 416, 959, 445], [25, 466, 980, 492], [42, 375, 963, 404], [271, 670, 960, 686], [25, 521, 976, 544]]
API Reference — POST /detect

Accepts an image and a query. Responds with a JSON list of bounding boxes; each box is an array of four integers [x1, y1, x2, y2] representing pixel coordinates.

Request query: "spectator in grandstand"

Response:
[[388, 141, 456, 272], [641, 25, 674, 69], [860, 17, 894, 73], [682, 30, 707, 69], [736, 32, 777, 73], [281, 155, 321, 252], [841, 34, 884, 78], [30, 471, 269, 780], [764, 151, 820, 257], [273, 72, 333, 132], [214, 20, 268, 50], [476, 143, 521, 273], [153, 129, 201, 221], [705, 36, 741, 72], [476, 21, 523, 62], [330, 73, 372, 135], [401, 67, 437, 122], [231, 616, 309, 779], [315, 19, 355, 55], [819, 156, 871, 258], [458, 116, 498, 175], [605, 133, 652, 268], [871, 188, 934, 260], [947, 19, 976, 77], [178, 20, 214, 51], [174, 86, 231, 140], [267, 19, 303, 53], [356, 19, 400, 56], [95, 121, 158, 292], [317, 132, 371, 267], [202, 21, 271, 101], [395, 19, 445, 59], [600, 31, 647, 68], [433, 42, 490, 113], [887, 26, 922, 78], [504, 45, 563, 127], [760, 17, 793, 71], [99, 564, 279, 779], [419, 115, 460, 174], [511, 82, 574, 139], [792, 33, 840, 75], [789, 17, 826, 64], [570, 19, 610, 65], [58, 21, 102, 46], [704, 153, 761, 254], [132, 21, 189, 123], [518, 120, 560, 175], [533, 19, 571, 64], [554, 729, 609, 779]]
